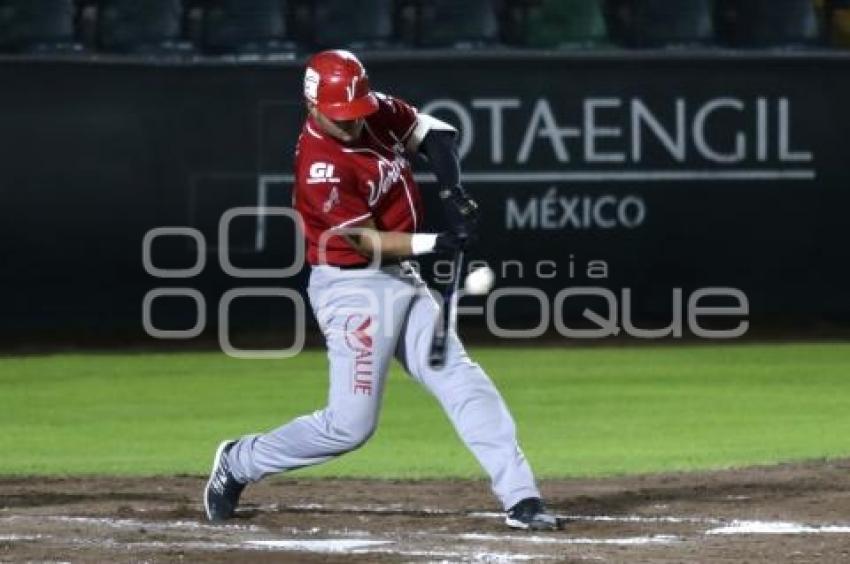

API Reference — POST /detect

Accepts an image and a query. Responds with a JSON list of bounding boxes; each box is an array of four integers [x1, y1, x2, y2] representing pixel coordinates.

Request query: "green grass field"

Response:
[[2, 343, 849, 478]]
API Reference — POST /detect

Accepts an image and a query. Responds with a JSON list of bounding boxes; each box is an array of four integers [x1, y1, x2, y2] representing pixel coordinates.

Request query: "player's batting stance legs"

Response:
[[207, 266, 544, 519], [204, 48, 558, 530]]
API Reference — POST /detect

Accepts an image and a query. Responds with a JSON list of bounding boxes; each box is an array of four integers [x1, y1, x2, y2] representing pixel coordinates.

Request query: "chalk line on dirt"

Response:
[[246, 539, 392, 552], [460, 533, 681, 546], [706, 520, 850, 535], [10, 507, 850, 563], [0, 534, 47, 541]]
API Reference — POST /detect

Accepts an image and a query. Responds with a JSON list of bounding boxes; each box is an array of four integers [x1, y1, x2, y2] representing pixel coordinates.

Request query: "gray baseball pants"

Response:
[[226, 263, 540, 510]]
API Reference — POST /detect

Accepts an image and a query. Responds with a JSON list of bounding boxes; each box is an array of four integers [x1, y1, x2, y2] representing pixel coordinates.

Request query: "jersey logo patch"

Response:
[[322, 186, 340, 213], [344, 314, 373, 351], [366, 156, 407, 206], [344, 314, 375, 396], [307, 162, 341, 184]]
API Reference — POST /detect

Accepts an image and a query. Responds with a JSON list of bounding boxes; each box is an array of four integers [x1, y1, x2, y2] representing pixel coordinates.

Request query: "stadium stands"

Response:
[[0, 0, 847, 56], [309, 0, 398, 50], [828, 0, 850, 47], [415, 0, 502, 48], [718, 0, 822, 47], [615, 0, 715, 48], [520, 0, 610, 48], [0, 0, 82, 53], [202, 0, 296, 54], [96, 0, 190, 54]]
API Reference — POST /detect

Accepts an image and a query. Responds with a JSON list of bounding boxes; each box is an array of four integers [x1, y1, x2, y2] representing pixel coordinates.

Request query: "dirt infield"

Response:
[[3, 460, 850, 563]]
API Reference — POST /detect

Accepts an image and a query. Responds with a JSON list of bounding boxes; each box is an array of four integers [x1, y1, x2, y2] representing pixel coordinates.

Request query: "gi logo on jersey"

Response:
[[308, 161, 341, 184], [343, 314, 374, 396]]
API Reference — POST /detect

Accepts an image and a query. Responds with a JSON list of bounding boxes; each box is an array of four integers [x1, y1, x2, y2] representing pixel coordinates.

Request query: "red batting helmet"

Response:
[[303, 50, 379, 121]]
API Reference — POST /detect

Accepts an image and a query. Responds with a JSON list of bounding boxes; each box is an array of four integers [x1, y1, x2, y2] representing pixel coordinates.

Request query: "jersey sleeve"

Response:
[[373, 93, 420, 146], [373, 93, 458, 153], [296, 158, 371, 231]]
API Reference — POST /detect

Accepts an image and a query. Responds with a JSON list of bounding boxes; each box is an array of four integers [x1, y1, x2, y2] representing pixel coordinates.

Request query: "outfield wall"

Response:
[[1, 52, 848, 344]]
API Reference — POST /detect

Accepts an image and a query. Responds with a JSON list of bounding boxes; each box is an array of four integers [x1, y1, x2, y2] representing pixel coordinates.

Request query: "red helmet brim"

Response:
[[318, 93, 379, 121]]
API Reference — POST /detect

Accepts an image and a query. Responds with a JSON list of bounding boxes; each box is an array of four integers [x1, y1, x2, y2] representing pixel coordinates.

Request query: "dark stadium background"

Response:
[[2, 0, 848, 349]]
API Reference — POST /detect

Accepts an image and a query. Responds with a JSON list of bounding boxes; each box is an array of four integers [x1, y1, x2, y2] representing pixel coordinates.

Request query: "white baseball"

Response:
[[464, 266, 495, 295]]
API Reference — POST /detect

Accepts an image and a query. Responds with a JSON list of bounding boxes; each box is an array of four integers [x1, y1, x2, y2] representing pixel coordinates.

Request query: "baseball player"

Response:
[[204, 49, 557, 531]]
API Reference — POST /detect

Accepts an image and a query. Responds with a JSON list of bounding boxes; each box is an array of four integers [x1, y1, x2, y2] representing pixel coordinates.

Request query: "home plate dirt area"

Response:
[[3, 460, 850, 563]]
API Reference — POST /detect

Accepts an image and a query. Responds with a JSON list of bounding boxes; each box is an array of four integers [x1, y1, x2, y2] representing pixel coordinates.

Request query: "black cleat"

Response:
[[204, 440, 245, 521], [505, 497, 560, 531]]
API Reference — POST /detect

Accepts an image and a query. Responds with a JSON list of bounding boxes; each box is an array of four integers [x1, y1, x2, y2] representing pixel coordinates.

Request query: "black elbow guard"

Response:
[[420, 129, 461, 190]]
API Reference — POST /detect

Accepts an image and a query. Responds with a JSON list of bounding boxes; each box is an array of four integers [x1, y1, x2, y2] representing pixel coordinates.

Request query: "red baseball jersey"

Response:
[[294, 93, 425, 267]]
